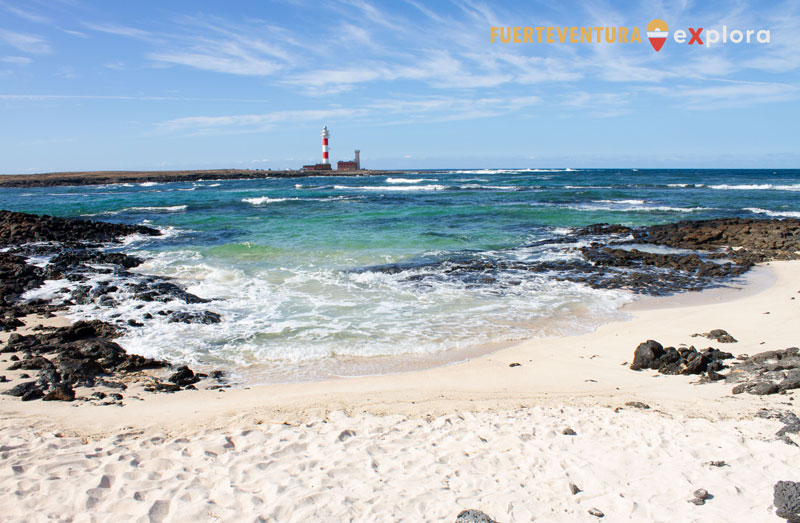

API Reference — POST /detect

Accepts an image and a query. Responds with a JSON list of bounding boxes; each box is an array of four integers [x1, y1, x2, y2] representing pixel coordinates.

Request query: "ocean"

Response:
[[2, 168, 799, 383]]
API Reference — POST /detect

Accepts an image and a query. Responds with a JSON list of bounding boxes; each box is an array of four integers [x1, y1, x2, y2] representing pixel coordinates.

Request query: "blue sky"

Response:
[[1, 0, 798, 172]]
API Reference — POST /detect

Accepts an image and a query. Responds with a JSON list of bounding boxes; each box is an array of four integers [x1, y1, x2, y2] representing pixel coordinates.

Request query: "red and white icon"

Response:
[[647, 19, 669, 52]]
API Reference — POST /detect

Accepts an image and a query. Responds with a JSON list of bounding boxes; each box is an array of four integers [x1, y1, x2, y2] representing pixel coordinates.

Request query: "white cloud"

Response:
[[155, 108, 367, 135], [0, 94, 280, 103], [336, 0, 407, 33], [0, 55, 31, 64], [153, 93, 542, 136], [56, 66, 77, 78], [149, 49, 282, 76], [140, 15, 297, 76], [63, 29, 88, 38], [0, 29, 51, 54], [0, 3, 51, 24], [740, 3, 800, 73], [645, 81, 800, 109], [83, 22, 153, 40]]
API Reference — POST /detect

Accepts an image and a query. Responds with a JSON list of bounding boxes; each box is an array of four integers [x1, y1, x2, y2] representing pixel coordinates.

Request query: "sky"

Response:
[[0, 0, 799, 173]]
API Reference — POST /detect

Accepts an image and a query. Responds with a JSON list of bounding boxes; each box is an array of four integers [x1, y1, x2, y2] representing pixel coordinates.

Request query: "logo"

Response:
[[490, 20, 770, 51], [646, 19, 668, 52]]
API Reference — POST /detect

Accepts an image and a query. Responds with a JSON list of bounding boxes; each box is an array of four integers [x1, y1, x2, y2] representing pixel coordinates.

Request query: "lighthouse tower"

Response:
[[321, 126, 330, 165]]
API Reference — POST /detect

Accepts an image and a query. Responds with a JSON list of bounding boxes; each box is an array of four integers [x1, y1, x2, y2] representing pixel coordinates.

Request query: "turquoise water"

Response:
[[3, 168, 799, 381]]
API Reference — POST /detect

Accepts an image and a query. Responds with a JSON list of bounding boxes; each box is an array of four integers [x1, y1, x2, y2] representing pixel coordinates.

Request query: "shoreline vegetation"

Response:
[[0, 168, 399, 188], [1, 210, 799, 521]]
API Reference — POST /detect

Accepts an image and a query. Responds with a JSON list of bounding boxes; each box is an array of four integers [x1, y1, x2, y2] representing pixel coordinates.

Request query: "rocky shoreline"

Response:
[[366, 217, 800, 296], [1, 210, 226, 404], [2, 211, 799, 406], [0, 168, 397, 188]]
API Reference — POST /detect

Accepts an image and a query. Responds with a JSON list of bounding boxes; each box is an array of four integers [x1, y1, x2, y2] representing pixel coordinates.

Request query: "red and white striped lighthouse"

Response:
[[321, 126, 330, 165]]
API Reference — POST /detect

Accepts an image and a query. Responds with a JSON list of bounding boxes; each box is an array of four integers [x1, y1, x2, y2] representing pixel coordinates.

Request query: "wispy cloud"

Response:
[[149, 43, 284, 76], [0, 3, 51, 24], [155, 108, 367, 135], [0, 55, 31, 64], [645, 80, 800, 109], [154, 93, 543, 135], [83, 22, 154, 41], [143, 15, 297, 76], [0, 28, 51, 54], [740, 1, 800, 73], [0, 93, 282, 103], [336, 0, 408, 33], [63, 29, 88, 38], [55, 66, 77, 79]]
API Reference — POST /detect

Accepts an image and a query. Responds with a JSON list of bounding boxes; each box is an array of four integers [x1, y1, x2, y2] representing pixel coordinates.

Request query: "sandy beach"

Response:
[[2, 259, 798, 522], [3, 0, 799, 520]]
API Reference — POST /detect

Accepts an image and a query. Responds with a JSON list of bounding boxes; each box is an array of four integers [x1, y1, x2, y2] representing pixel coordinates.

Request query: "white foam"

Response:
[[120, 225, 183, 246], [745, 207, 800, 218], [102, 249, 634, 368], [242, 197, 292, 205], [593, 199, 646, 205], [386, 178, 437, 184], [138, 182, 159, 187], [242, 196, 358, 205], [333, 184, 447, 192], [84, 205, 188, 217], [563, 203, 711, 213], [710, 183, 800, 191], [126, 205, 187, 213], [449, 168, 576, 175], [458, 184, 517, 190]]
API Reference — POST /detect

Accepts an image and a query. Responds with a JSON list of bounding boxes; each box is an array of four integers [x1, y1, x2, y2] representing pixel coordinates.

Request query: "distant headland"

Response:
[[0, 168, 402, 188]]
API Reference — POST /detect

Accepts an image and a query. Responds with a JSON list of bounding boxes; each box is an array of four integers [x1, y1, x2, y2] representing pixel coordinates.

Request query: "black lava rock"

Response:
[[168, 365, 200, 387], [3, 381, 41, 398], [168, 311, 221, 324], [0, 209, 159, 247], [726, 348, 800, 396], [774, 481, 800, 521], [630, 340, 733, 379], [630, 340, 665, 371], [42, 383, 75, 401], [455, 509, 499, 523]]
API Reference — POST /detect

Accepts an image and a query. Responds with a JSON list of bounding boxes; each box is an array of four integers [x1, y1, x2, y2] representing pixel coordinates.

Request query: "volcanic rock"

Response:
[[455, 509, 498, 523], [774, 481, 800, 521]]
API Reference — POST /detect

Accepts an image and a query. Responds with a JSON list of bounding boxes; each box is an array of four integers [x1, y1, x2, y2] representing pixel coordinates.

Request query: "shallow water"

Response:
[[4, 168, 798, 382]]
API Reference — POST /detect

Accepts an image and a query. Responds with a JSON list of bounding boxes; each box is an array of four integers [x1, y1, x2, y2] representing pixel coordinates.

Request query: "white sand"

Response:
[[1, 261, 799, 522], [1, 406, 795, 522]]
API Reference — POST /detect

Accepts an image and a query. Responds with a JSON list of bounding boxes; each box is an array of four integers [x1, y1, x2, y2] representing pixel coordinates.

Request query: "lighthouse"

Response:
[[321, 126, 330, 165]]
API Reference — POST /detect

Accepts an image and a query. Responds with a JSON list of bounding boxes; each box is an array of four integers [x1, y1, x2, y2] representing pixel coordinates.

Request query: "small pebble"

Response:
[[338, 429, 356, 442], [569, 483, 581, 495], [562, 428, 577, 436], [689, 497, 705, 506], [509, 362, 521, 368], [694, 488, 709, 500], [588, 508, 604, 518]]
